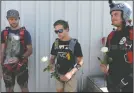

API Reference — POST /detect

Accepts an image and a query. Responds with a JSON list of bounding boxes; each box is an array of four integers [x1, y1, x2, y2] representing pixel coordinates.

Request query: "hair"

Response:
[[53, 20, 69, 30]]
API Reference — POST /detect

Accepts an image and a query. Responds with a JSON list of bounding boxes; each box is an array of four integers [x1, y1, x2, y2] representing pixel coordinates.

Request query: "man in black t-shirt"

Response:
[[100, 1, 133, 92], [49, 20, 83, 92]]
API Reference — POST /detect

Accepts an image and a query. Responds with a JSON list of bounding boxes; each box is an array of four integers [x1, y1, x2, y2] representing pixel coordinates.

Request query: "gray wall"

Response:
[[1, 1, 133, 92]]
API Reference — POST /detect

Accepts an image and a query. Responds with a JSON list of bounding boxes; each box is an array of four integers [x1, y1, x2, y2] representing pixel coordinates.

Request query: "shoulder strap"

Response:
[[54, 38, 59, 50], [107, 31, 116, 47], [19, 27, 25, 42], [69, 38, 78, 54], [19, 27, 27, 51], [3, 27, 10, 47], [54, 38, 78, 54]]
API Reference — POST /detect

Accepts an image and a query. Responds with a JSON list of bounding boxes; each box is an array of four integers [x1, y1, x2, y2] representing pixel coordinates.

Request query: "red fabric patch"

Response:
[[127, 51, 133, 64]]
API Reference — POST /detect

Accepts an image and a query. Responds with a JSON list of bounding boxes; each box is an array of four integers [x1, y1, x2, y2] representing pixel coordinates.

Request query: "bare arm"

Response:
[[61, 56, 84, 81], [49, 55, 56, 65], [1, 44, 5, 64], [22, 44, 32, 58], [70, 56, 84, 75], [0, 44, 4, 77]]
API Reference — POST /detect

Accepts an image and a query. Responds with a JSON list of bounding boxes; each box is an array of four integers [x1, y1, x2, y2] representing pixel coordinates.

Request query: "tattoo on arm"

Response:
[[49, 55, 56, 65], [23, 44, 32, 58]]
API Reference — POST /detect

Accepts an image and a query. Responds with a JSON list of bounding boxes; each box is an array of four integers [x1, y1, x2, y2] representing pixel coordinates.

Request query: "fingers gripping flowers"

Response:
[[98, 47, 112, 64], [41, 56, 61, 81], [101, 47, 109, 53]]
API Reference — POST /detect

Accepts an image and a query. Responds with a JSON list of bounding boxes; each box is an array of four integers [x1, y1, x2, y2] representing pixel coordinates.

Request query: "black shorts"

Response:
[[2, 63, 28, 88]]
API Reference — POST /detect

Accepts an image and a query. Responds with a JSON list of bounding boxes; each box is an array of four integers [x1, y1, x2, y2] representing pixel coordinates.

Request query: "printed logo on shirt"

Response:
[[119, 37, 126, 45], [58, 45, 71, 61]]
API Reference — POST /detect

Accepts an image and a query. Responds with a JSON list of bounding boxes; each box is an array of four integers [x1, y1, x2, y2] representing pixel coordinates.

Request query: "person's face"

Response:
[[111, 10, 123, 27], [54, 24, 68, 40], [7, 17, 19, 28]]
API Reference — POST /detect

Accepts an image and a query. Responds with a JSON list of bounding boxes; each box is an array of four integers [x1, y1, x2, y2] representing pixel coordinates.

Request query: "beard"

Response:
[[10, 23, 19, 28], [111, 22, 121, 27]]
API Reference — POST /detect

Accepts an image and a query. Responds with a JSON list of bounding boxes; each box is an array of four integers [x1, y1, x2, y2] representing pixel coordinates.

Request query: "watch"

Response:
[[75, 64, 81, 70]]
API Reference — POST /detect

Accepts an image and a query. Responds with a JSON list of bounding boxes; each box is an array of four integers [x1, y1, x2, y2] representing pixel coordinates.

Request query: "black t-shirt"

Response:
[[51, 39, 83, 75], [106, 26, 133, 84]]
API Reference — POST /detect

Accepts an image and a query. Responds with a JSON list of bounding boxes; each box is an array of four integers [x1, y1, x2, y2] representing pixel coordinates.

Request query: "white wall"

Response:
[[1, 1, 133, 92]]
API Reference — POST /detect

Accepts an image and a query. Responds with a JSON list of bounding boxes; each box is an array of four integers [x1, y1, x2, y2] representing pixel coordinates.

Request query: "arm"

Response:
[[22, 44, 32, 58], [70, 42, 83, 75], [49, 42, 57, 69], [0, 44, 3, 78], [21, 31, 32, 59], [61, 42, 83, 81], [1, 31, 5, 64], [100, 36, 109, 74], [49, 55, 56, 65], [1, 44, 5, 64], [70, 56, 83, 75]]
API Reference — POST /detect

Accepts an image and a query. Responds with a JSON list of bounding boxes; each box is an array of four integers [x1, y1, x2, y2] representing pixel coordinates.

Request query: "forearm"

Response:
[[23, 49, 32, 58], [22, 45, 32, 58], [70, 68, 78, 75], [49, 59, 55, 65], [70, 57, 83, 75], [49, 55, 56, 65], [1, 44, 5, 64]]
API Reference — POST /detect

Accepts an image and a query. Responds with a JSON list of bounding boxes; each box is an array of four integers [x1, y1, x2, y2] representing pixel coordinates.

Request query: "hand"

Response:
[[8, 57, 19, 64], [49, 64, 55, 72], [60, 72, 73, 82], [100, 64, 109, 74]]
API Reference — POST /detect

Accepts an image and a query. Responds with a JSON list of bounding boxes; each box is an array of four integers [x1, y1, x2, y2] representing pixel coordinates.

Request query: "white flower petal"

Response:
[[101, 47, 108, 53], [41, 56, 48, 62]]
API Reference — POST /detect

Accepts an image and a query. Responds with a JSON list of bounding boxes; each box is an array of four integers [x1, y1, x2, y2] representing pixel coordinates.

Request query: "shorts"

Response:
[[2, 63, 28, 88], [55, 74, 77, 92]]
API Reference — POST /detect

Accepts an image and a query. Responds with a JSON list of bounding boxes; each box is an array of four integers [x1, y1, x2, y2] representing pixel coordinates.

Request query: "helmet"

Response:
[[109, 0, 132, 22]]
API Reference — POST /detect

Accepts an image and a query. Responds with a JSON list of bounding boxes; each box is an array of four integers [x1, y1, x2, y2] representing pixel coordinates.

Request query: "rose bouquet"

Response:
[[41, 56, 60, 81]]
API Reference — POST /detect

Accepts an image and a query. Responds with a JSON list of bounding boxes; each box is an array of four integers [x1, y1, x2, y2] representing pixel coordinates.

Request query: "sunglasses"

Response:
[[55, 29, 64, 34]]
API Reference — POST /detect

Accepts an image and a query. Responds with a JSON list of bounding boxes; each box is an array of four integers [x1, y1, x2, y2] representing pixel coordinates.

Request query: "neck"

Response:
[[61, 35, 71, 41], [10, 26, 20, 30], [117, 26, 122, 31], [116, 24, 124, 31]]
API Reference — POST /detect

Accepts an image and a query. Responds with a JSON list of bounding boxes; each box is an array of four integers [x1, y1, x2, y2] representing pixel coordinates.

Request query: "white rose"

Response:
[[101, 47, 108, 53], [13, 36, 20, 40], [41, 56, 48, 62]]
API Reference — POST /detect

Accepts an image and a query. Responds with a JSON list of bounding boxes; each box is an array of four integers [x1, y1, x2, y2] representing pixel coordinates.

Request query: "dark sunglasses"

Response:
[[55, 29, 63, 34]]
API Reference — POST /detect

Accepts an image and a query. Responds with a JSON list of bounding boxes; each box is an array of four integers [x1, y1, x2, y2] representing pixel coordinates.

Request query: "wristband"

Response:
[[74, 64, 81, 70]]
